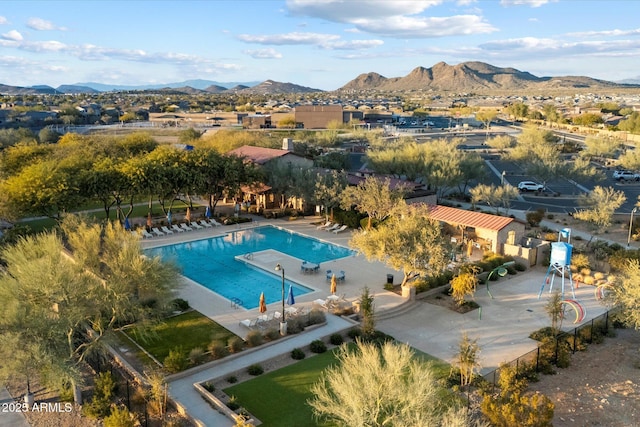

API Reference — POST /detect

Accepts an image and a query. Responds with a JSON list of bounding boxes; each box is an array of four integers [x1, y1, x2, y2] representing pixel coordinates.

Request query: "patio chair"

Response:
[[326, 270, 333, 281], [151, 227, 165, 237], [316, 220, 332, 230], [191, 221, 203, 230], [239, 318, 258, 329], [325, 224, 341, 232], [332, 224, 349, 234], [313, 298, 330, 310], [180, 223, 193, 231], [199, 219, 213, 228], [337, 270, 346, 281], [161, 226, 174, 235]]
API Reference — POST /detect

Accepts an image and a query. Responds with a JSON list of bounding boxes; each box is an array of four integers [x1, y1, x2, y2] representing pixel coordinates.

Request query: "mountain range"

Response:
[[1, 62, 638, 95]]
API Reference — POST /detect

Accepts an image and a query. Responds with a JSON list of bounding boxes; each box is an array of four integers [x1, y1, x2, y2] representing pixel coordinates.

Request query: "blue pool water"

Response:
[[145, 226, 355, 309]]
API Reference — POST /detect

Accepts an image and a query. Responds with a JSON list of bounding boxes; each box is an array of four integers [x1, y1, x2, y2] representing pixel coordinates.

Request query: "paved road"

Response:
[[0, 387, 29, 427]]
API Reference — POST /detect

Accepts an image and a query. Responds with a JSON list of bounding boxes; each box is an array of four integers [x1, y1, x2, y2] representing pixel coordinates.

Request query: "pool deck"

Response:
[[141, 217, 406, 340]]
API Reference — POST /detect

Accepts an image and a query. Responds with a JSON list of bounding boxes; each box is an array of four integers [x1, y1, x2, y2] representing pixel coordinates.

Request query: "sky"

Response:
[[1, 0, 640, 91]]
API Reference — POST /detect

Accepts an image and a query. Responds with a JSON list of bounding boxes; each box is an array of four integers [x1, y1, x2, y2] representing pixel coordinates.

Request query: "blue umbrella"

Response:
[[123, 217, 131, 230], [286, 285, 295, 306], [167, 211, 172, 225], [205, 206, 211, 218]]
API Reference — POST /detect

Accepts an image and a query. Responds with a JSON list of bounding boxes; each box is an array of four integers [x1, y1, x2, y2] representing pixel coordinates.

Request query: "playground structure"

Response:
[[538, 228, 587, 323]]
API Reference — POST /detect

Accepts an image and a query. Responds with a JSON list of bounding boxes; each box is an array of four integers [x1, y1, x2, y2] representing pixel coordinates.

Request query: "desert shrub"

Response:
[[347, 328, 362, 340], [525, 208, 545, 227], [571, 253, 591, 271], [245, 330, 264, 347], [593, 271, 605, 281], [227, 396, 240, 411], [291, 348, 306, 360], [226, 375, 238, 384], [188, 347, 205, 365], [329, 333, 344, 346], [286, 317, 305, 334], [83, 371, 116, 418], [227, 336, 244, 353], [547, 214, 554, 220], [310, 339, 327, 353], [208, 340, 229, 359], [202, 381, 215, 393], [307, 308, 326, 325], [163, 347, 188, 373], [514, 262, 526, 272], [543, 232, 557, 242], [263, 328, 280, 341], [103, 406, 135, 427], [171, 298, 190, 311], [247, 364, 264, 376], [582, 275, 595, 285]]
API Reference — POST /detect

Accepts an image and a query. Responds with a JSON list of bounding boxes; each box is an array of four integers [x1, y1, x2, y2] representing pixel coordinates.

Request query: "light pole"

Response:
[[501, 171, 506, 186], [274, 264, 287, 335], [628, 207, 637, 247]]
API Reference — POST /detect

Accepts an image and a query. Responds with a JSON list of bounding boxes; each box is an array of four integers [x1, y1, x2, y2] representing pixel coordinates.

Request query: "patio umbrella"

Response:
[[286, 285, 295, 306], [167, 211, 172, 226], [259, 292, 267, 313], [205, 205, 211, 218], [185, 207, 191, 224], [330, 274, 337, 295], [146, 212, 152, 228], [123, 217, 131, 230]]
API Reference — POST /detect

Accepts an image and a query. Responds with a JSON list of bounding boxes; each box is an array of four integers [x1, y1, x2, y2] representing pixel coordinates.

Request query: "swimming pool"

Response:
[[145, 226, 355, 309]]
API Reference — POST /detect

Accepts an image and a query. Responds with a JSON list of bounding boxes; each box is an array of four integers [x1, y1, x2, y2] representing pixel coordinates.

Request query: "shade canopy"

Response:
[[259, 292, 267, 313]]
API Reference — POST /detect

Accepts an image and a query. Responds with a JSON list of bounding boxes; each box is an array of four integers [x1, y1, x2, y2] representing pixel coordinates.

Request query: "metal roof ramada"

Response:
[[428, 205, 514, 231]]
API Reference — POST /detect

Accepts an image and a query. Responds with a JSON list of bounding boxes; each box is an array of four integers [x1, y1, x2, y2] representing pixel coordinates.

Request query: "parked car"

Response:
[[612, 170, 640, 181], [517, 181, 544, 192]]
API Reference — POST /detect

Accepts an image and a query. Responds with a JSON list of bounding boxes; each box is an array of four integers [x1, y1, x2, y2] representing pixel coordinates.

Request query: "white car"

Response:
[[613, 170, 640, 181], [518, 181, 544, 192]]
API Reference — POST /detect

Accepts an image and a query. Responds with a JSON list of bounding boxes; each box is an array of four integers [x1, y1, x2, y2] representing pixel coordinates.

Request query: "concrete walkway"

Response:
[[0, 387, 29, 427]]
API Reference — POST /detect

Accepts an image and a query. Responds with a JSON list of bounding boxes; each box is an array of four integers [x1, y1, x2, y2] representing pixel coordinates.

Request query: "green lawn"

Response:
[[223, 345, 456, 427], [126, 310, 236, 362], [224, 349, 340, 427]]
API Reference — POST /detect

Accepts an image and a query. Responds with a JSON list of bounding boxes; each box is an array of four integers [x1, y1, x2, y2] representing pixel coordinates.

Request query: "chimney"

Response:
[[282, 138, 294, 151]]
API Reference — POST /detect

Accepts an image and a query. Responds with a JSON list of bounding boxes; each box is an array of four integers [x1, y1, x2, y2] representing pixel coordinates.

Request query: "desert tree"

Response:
[[469, 184, 519, 215], [453, 332, 481, 388], [545, 291, 564, 334], [610, 260, 640, 330], [313, 170, 348, 221], [340, 176, 406, 229], [349, 203, 449, 287], [505, 102, 529, 122], [450, 265, 481, 307], [359, 286, 375, 337], [309, 340, 468, 427], [573, 186, 626, 233]]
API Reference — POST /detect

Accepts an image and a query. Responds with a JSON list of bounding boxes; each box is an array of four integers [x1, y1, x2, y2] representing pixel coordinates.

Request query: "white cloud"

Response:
[[478, 36, 640, 59], [326, 39, 384, 49], [353, 15, 496, 38], [1, 30, 23, 41], [0, 16, 8, 25], [286, 0, 496, 37], [243, 48, 283, 59], [566, 28, 640, 38], [27, 17, 67, 31], [238, 32, 340, 45], [500, 0, 554, 7]]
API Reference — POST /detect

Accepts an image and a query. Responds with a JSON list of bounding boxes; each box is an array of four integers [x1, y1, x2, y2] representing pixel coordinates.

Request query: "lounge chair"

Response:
[[332, 224, 348, 234], [325, 224, 341, 232], [141, 229, 154, 239], [239, 318, 257, 329], [316, 220, 332, 230], [151, 227, 165, 237], [161, 226, 174, 235], [313, 298, 330, 310], [191, 221, 203, 230], [337, 270, 346, 281], [199, 220, 213, 228], [209, 219, 222, 227], [180, 223, 193, 231], [171, 224, 184, 233]]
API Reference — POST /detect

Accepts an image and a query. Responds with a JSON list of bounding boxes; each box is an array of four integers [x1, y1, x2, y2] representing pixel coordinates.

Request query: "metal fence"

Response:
[[482, 309, 614, 389]]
